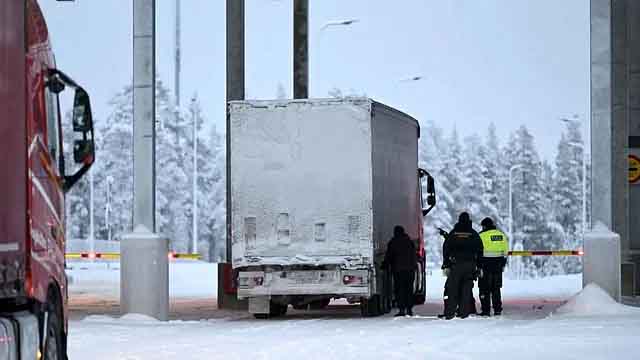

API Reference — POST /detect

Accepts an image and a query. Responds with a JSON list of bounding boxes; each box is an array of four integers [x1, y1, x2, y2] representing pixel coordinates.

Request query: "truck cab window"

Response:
[[44, 86, 61, 165]]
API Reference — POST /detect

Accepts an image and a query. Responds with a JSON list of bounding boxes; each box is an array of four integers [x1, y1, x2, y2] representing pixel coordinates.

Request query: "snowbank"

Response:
[[554, 283, 640, 317], [67, 260, 218, 299]]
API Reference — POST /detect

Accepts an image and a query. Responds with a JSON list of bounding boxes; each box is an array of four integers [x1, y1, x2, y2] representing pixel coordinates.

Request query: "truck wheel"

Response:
[[276, 303, 288, 316], [43, 310, 63, 360], [413, 261, 426, 305], [360, 295, 382, 317], [381, 294, 391, 314], [309, 298, 330, 310], [292, 303, 307, 310]]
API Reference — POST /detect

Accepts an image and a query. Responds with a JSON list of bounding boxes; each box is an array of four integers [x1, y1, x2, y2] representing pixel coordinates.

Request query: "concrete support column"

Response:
[[122, 0, 169, 320], [293, 0, 309, 99], [220, 0, 246, 310], [226, 0, 244, 261], [626, 0, 640, 295], [132, 0, 157, 231], [590, 0, 628, 250]]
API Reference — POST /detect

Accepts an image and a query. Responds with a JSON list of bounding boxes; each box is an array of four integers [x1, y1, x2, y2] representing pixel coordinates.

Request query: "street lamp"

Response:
[[398, 75, 424, 83], [560, 116, 587, 236], [508, 164, 524, 250], [89, 167, 94, 254], [105, 176, 113, 242], [320, 19, 359, 31], [191, 97, 198, 254]]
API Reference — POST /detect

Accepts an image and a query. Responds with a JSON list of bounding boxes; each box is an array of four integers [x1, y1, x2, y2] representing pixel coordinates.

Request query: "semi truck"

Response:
[[1, 0, 95, 359], [229, 98, 435, 318]]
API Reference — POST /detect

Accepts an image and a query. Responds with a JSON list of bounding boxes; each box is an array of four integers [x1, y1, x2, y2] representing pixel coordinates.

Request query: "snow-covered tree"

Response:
[[419, 121, 454, 265], [65, 79, 227, 261], [552, 120, 586, 274], [504, 126, 550, 276]]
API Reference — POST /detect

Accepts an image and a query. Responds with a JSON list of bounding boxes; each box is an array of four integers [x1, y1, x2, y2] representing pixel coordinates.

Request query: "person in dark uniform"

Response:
[[383, 225, 417, 317], [440, 212, 483, 319], [438, 227, 478, 317], [478, 217, 509, 316]]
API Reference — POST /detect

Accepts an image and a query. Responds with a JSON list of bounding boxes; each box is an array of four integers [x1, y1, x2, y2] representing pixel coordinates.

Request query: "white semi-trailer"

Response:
[[229, 98, 435, 318]]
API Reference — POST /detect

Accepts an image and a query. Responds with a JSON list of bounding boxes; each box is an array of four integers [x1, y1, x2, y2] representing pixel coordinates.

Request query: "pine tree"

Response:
[[506, 126, 548, 276], [66, 79, 227, 259], [419, 121, 454, 265], [441, 128, 465, 222], [483, 123, 505, 229], [552, 120, 585, 274]]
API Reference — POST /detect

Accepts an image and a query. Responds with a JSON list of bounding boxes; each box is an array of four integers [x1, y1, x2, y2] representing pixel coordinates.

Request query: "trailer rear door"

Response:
[[230, 100, 374, 263]]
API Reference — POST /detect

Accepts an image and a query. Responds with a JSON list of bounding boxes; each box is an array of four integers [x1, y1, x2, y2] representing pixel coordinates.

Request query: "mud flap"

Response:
[[248, 297, 271, 314]]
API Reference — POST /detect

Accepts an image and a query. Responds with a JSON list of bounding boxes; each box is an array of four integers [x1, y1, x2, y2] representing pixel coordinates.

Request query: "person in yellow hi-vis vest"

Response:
[[478, 217, 509, 316]]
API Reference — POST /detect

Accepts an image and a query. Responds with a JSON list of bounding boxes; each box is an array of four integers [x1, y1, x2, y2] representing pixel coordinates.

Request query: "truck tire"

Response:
[[381, 293, 391, 314], [292, 303, 307, 310], [43, 309, 63, 360], [413, 261, 426, 305], [360, 295, 382, 317], [309, 298, 331, 310]]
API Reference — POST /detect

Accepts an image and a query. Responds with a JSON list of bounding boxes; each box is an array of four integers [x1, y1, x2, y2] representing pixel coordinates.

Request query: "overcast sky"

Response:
[[41, 0, 590, 161]]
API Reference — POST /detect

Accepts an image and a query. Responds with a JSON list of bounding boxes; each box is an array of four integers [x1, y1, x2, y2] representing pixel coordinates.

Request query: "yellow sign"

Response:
[[630, 155, 640, 184]]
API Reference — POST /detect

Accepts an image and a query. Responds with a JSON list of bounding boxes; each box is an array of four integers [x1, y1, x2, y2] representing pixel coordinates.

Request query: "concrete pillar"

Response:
[[591, 0, 640, 296], [132, 0, 157, 231], [584, 223, 621, 301], [220, 0, 246, 310], [122, 0, 169, 320], [626, 1, 640, 295], [225, 0, 244, 261], [121, 226, 169, 320], [293, 0, 309, 99]]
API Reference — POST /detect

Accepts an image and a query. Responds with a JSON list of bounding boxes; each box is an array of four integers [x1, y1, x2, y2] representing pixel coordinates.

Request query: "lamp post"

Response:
[[320, 19, 359, 31], [105, 176, 113, 242], [508, 163, 524, 250], [560, 116, 587, 236], [191, 97, 198, 254], [89, 167, 94, 254]]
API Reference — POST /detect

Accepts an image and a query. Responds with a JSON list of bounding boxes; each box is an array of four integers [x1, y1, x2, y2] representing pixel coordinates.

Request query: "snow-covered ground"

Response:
[[66, 261, 640, 359]]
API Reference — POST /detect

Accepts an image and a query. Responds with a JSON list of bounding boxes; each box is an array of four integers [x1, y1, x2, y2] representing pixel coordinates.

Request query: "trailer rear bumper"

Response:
[[237, 269, 371, 299]]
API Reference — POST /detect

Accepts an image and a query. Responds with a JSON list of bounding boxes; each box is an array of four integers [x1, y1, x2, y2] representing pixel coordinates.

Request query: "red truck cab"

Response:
[[1, 0, 95, 359]]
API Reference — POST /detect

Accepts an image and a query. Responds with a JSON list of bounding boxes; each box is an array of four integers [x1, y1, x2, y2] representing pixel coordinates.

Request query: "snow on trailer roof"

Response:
[[227, 97, 421, 136]]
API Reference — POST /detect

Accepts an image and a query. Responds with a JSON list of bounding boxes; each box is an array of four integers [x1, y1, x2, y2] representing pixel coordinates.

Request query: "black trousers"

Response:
[[393, 270, 415, 311], [442, 283, 477, 315], [444, 261, 475, 317], [479, 270, 503, 314]]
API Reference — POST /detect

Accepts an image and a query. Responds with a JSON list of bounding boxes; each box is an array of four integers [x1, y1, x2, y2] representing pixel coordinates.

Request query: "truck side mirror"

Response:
[[47, 76, 66, 94], [418, 169, 437, 217], [74, 139, 94, 164], [73, 89, 93, 132], [427, 176, 435, 195]]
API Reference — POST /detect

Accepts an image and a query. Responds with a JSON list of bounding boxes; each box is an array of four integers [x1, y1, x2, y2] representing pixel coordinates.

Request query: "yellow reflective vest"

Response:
[[479, 229, 509, 258]]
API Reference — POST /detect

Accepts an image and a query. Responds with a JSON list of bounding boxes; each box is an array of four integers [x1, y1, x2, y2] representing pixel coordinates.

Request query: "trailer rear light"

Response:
[[343, 275, 364, 285], [88, 252, 96, 260], [238, 275, 264, 288]]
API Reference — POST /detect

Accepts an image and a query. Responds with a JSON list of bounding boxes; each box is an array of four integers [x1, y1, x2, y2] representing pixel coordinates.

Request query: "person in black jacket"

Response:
[[440, 212, 483, 319], [383, 225, 417, 317], [438, 228, 478, 317]]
